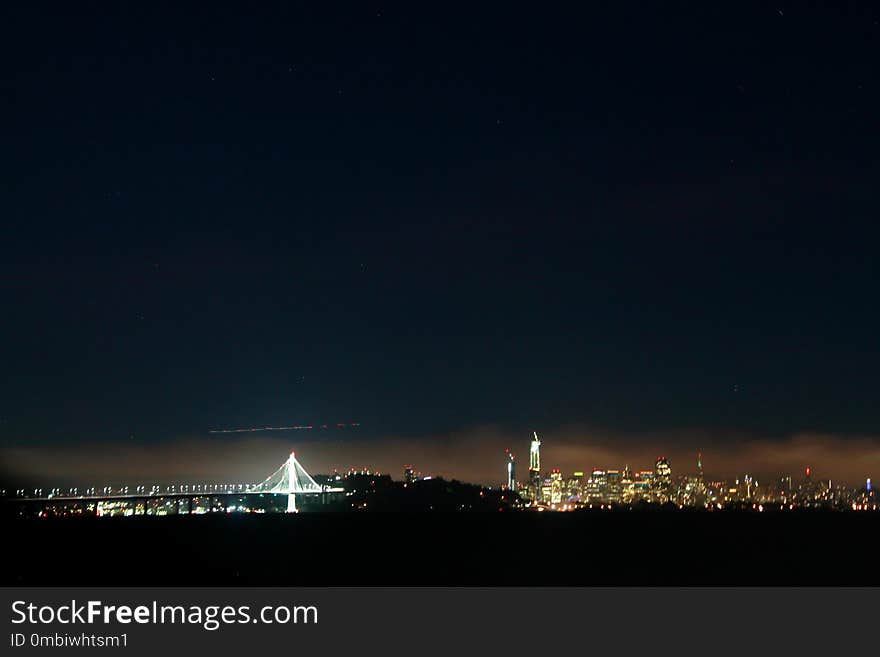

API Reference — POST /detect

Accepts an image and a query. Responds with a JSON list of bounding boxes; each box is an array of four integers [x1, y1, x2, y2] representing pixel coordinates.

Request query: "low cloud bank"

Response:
[[2, 426, 878, 487]]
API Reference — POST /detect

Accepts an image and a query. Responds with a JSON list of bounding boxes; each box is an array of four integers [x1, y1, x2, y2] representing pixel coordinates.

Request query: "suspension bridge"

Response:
[[250, 451, 344, 512], [9, 452, 344, 514]]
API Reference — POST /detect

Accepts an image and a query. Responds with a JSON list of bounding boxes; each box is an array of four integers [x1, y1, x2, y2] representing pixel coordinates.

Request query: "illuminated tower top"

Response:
[[655, 456, 671, 483], [529, 431, 541, 473], [505, 449, 517, 491]]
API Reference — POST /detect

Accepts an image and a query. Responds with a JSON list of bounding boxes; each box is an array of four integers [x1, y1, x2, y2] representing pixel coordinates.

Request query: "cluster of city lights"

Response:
[[508, 434, 876, 512]]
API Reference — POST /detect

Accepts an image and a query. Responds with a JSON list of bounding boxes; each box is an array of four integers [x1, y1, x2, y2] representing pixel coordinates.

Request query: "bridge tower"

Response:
[[236, 450, 329, 512], [287, 451, 298, 513]]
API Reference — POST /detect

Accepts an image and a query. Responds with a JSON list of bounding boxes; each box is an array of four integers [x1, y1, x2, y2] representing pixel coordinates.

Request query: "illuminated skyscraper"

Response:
[[606, 469, 621, 503], [541, 478, 553, 504], [529, 432, 542, 501], [635, 471, 654, 500], [550, 470, 563, 504], [655, 457, 671, 485], [586, 468, 607, 501], [505, 449, 517, 491], [620, 466, 635, 503], [529, 432, 541, 473], [568, 471, 584, 498]]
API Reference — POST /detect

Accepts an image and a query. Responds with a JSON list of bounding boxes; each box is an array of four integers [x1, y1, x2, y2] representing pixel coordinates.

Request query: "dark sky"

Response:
[[1, 3, 879, 482]]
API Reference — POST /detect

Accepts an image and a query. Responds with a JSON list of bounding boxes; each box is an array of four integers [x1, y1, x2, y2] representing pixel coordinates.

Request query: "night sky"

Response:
[[2, 3, 879, 484]]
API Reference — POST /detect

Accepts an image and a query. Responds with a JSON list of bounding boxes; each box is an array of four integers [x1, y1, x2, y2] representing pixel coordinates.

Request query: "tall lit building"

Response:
[[541, 478, 553, 504], [634, 471, 654, 500], [636, 471, 655, 484], [529, 432, 542, 501], [505, 449, 517, 491], [568, 472, 584, 499], [529, 432, 541, 473], [655, 457, 671, 484], [606, 469, 621, 503], [653, 457, 672, 503], [586, 468, 607, 501], [621, 466, 635, 502], [854, 478, 876, 510], [550, 470, 563, 504]]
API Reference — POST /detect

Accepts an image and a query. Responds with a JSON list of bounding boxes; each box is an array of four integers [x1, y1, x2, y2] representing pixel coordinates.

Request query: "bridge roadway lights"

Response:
[[16, 451, 336, 515]]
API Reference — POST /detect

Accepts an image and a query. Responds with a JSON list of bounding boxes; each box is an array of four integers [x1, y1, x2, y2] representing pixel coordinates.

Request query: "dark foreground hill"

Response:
[[3, 511, 878, 586]]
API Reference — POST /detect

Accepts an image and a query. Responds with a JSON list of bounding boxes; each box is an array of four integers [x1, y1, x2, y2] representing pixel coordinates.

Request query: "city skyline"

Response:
[[3, 424, 877, 489], [7, 439, 875, 517]]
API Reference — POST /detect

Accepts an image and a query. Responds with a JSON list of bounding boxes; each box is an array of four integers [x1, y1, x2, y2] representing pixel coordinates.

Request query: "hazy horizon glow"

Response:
[[3, 425, 877, 489]]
